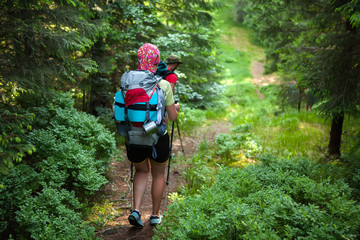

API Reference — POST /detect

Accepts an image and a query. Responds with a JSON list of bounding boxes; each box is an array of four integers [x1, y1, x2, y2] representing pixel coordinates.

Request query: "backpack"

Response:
[[155, 61, 175, 79], [114, 70, 166, 149]]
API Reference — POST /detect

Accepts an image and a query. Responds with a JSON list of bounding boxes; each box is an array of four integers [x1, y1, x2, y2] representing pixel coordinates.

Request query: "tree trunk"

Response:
[[328, 111, 344, 158], [297, 87, 303, 113], [83, 89, 86, 112], [328, 20, 356, 158]]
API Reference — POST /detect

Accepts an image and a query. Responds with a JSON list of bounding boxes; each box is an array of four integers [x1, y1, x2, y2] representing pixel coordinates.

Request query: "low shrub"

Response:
[[340, 153, 360, 200], [16, 185, 95, 240], [213, 125, 262, 165], [0, 92, 115, 239], [154, 156, 360, 239]]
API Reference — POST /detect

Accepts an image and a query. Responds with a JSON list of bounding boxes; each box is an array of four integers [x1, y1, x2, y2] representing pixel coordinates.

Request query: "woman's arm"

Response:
[[166, 103, 180, 121]]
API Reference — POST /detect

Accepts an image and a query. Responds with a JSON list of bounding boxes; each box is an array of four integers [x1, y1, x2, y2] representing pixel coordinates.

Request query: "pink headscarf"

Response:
[[137, 43, 160, 73]]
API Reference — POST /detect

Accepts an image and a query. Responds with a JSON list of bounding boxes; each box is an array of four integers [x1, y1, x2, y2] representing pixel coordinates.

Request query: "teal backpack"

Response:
[[155, 61, 174, 79], [114, 70, 166, 150]]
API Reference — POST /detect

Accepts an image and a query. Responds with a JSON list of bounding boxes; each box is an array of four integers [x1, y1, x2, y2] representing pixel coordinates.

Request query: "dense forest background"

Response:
[[1, 0, 360, 239]]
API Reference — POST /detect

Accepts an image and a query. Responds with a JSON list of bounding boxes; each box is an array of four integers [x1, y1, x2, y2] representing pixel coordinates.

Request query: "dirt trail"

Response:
[[95, 120, 232, 240], [250, 61, 279, 98]]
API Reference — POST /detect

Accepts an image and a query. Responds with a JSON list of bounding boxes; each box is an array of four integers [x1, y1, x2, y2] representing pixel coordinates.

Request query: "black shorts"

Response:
[[126, 133, 170, 164]]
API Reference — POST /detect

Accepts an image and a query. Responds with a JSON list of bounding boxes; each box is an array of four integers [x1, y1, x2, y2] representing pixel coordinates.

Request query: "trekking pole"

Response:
[[130, 162, 134, 210], [175, 120, 185, 156], [164, 120, 175, 212]]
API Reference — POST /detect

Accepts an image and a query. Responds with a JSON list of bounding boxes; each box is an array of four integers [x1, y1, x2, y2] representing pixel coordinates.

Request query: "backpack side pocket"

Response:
[[127, 126, 159, 146]]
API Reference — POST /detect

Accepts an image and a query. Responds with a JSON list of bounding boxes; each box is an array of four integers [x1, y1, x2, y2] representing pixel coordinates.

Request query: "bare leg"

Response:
[[150, 160, 166, 216], [133, 159, 150, 211]]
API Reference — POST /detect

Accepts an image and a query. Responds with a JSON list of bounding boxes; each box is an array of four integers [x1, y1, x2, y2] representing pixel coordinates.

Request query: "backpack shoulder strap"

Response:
[[162, 70, 175, 79], [155, 82, 166, 125]]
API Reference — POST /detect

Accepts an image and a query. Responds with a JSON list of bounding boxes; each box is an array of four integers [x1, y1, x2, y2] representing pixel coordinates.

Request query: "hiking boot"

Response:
[[128, 210, 144, 227], [150, 214, 162, 226]]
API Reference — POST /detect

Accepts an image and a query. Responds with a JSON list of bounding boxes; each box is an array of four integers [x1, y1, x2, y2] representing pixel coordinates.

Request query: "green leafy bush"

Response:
[[215, 133, 237, 159], [214, 125, 262, 164], [154, 156, 360, 239], [340, 153, 360, 200], [0, 92, 115, 239], [16, 186, 95, 240]]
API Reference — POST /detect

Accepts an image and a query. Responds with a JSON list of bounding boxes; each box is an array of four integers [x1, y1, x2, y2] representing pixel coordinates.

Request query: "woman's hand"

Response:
[[166, 102, 180, 121], [174, 103, 180, 112]]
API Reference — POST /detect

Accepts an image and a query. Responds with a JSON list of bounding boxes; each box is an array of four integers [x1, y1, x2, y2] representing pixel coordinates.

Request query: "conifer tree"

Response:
[[0, 0, 100, 101], [154, 0, 223, 106], [0, 0, 101, 172]]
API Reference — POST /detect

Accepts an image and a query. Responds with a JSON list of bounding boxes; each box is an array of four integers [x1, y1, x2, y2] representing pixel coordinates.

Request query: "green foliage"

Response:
[[68, 0, 224, 114], [215, 133, 237, 158], [74, 0, 163, 115], [179, 123, 263, 196], [154, 2, 360, 239], [0, 92, 115, 239], [0, 105, 36, 175], [154, 33, 223, 108], [16, 187, 95, 240], [216, 28, 255, 106], [0, 0, 100, 100], [180, 141, 218, 195], [338, 153, 360, 200], [1, 0, 225, 118], [276, 84, 303, 111], [214, 125, 262, 165], [155, 156, 360, 239], [204, 101, 230, 119], [176, 105, 207, 133], [336, 0, 360, 28], [26, 92, 115, 192], [0, 165, 96, 239], [174, 82, 204, 103], [225, 82, 257, 106], [259, 84, 281, 104], [343, 125, 360, 154]]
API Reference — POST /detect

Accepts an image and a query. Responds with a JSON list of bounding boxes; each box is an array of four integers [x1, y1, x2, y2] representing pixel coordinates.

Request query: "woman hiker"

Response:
[[126, 43, 180, 227]]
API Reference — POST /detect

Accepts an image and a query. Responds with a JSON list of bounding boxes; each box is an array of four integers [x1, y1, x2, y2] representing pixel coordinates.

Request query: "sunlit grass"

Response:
[[87, 199, 124, 230], [258, 122, 329, 158], [229, 99, 331, 158]]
